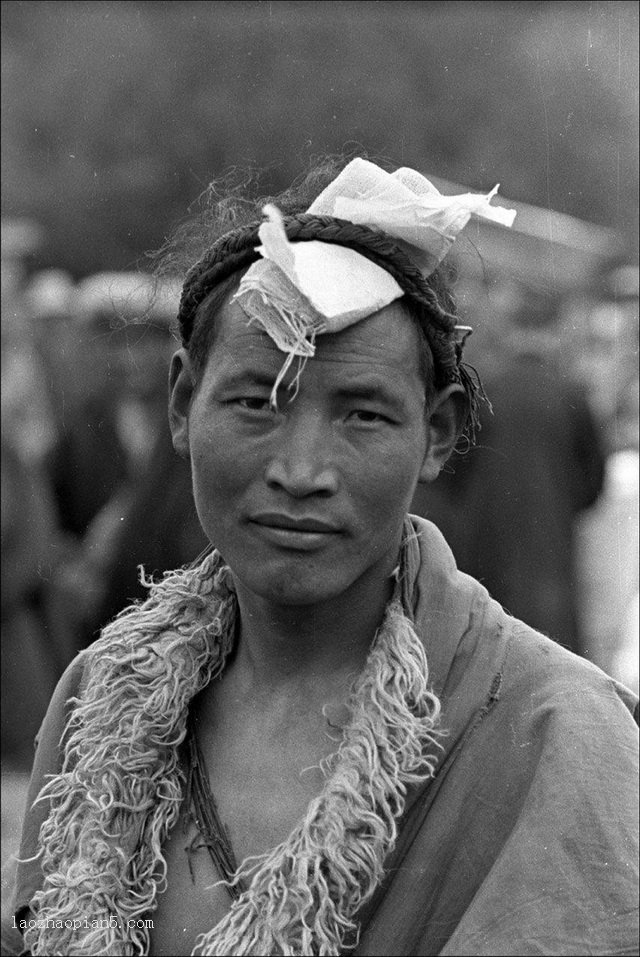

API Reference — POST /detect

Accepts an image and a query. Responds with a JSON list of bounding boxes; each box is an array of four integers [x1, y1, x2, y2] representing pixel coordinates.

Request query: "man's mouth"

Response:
[[250, 512, 340, 533], [249, 513, 341, 548]]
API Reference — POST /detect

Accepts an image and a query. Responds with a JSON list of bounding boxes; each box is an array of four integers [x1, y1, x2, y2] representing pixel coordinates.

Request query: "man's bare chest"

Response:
[[149, 806, 231, 957], [198, 707, 334, 864], [148, 703, 340, 955]]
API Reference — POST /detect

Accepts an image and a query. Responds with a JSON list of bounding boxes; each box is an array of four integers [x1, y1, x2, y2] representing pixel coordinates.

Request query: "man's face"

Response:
[[182, 297, 433, 607]]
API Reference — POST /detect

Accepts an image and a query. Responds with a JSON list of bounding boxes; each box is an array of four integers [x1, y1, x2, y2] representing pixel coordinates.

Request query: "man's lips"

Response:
[[249, 513, 341, 534]]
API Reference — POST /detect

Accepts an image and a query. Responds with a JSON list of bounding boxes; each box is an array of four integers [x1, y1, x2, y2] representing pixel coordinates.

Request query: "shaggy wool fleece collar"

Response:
[[25, 533, 442, 956]]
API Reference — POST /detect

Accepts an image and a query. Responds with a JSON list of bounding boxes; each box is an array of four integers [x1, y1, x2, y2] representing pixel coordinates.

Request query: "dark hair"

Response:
[[158, 156, 480, 434], [187, 270, 244, 379]]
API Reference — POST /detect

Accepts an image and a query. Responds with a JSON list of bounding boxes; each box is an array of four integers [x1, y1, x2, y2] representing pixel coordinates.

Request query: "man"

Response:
[[3, 159, 638, 956]]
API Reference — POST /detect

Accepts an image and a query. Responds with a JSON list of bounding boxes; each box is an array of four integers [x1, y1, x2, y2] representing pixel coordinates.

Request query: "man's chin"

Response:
[[255, 577, 348, 608], [232, 563, 357, 609]]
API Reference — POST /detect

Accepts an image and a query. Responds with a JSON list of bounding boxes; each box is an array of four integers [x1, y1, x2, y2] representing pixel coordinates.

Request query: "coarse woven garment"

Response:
[[2, 517, 638, 956]]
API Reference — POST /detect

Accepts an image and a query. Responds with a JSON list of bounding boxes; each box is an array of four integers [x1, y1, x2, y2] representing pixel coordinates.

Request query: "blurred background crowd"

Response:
[[1, 0, 638, 857]]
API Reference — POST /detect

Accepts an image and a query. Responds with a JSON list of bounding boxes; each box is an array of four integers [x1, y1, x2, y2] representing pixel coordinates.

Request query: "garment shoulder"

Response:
[[35, 651, 89, 747], [357, 612, 638, 957], [499, 615, 639, 725], [9, 652, 90, 924], [436, 620, 639, 957]]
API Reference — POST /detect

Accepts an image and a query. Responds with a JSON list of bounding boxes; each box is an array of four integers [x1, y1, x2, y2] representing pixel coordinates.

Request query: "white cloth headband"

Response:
[[234, 158, 516, 392]]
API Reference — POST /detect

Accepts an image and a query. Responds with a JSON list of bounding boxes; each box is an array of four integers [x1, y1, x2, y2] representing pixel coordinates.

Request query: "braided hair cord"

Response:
[[177, 214, 483, 437]]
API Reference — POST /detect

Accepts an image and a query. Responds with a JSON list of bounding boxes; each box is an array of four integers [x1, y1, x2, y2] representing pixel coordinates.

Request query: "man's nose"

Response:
[[264, 413, 339, 498]]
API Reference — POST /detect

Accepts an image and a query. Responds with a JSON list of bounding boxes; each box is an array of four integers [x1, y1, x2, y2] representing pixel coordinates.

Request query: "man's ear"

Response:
[[168, 348, 196, 460], [419, 384, 468, 483]]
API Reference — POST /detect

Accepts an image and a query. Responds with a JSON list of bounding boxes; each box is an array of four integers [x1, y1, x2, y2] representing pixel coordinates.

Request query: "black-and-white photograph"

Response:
[[1, 2, 638, 954]]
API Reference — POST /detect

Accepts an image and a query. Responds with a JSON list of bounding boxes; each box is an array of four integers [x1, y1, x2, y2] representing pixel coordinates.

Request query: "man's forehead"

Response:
[[211, 298, 422, 371]]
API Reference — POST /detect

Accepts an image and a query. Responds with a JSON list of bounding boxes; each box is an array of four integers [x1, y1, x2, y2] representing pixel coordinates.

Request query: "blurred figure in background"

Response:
[[72, 272, 182, 483], [24, 268, 81, 444], [85, 424, 209, 638], [562, 264, 639, 449], [412, 272, 605, 657], [1, 222, 58, 472], [1, 223, 72, 770], [572, 265, 640, 691], [0, 440, 63, 767], [50, 272, 200, 649], [43, 273, 135, 542]]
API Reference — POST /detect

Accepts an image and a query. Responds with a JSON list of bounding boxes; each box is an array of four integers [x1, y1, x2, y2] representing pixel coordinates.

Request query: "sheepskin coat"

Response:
[[7, 517, 639, 956]]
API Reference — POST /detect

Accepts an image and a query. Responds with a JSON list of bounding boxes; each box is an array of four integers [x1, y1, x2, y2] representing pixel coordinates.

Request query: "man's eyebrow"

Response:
[[334, 380, 406, 405], [216, 366, 277, 388]]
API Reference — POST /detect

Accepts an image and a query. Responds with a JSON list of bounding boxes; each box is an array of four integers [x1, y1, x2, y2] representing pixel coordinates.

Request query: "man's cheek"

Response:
[[359, 468, 414, 513]]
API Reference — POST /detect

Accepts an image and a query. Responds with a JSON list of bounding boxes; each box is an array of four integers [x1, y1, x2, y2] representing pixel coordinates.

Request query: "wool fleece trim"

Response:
[[24, 520, 442, 957]]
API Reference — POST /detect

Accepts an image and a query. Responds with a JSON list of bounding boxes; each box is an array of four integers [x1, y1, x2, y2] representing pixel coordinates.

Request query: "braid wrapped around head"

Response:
[[176, 213, 485, 435], [172, 157, 516, 440]]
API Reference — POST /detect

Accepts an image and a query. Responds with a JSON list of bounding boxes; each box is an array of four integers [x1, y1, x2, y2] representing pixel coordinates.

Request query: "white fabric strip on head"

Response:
[[234, 158, 516, 378], [245, 205, 403, 331], [308, 159, 516, 273], [232, 210, 403, 403]]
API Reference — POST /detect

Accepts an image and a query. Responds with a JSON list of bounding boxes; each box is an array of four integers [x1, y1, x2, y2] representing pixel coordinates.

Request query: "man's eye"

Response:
[[348, 409, 387, 424], [237, 396, 272, 411]]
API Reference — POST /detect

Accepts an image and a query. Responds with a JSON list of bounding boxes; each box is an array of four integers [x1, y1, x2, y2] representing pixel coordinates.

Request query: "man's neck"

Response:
[[228, 564, 396, 703]]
